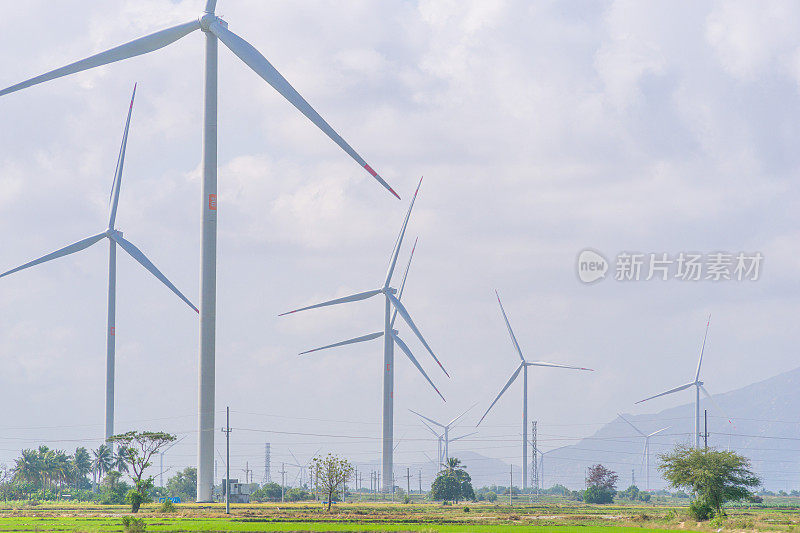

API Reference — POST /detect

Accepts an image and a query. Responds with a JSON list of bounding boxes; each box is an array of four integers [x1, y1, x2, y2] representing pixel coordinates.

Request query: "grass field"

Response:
[[0, 500, 798, 532]]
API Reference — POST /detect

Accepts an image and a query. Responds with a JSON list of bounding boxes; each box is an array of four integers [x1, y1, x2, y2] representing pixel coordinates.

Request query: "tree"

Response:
[[73, 447, 92, 489], [166, 467, 196, 502], [659, 445, 760, 519], [312, 453, 353, 512], [430, 457, 475, 503], [584, 464, 617, 504], [92, 445, 113, 488], [108, 431, 176, 513], [250, 482, 283, 502]]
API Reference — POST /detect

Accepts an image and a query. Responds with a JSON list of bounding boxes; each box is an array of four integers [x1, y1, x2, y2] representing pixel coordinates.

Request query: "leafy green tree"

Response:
[[112, 447, 131, 474], [584, 464, 617, 504], [100, 471, 130, 504], [312, 453, 353, 512], [431, 457, 474, 503], [165, 467, 196, 502], [14, 449, 42, 488], [250, 482, 283, 502], [659, 445, 760, 519], [285, 487, 313, 501], [109, 431, 176, 513]]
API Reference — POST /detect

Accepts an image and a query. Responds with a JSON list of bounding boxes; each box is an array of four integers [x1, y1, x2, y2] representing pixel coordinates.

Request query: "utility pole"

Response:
[[418, 469, 422, 495], [632, 469, 635, 488], [392, 473, 396, 502], [243, 461, 252, 485], [220, 407, 232, 514], [509, 465, 513, 505], [280, 463, 286, 502], [703, 409, 709, 450], [531, 421, 538, 502], [406, 467, 411, 499]]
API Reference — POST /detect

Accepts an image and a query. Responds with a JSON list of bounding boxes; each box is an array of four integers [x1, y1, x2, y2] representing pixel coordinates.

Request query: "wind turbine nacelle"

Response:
[[199, 14, 227, 31]]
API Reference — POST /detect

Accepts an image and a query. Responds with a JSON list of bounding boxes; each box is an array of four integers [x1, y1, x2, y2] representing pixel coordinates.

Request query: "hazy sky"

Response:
[[0, 0, 799, 485]]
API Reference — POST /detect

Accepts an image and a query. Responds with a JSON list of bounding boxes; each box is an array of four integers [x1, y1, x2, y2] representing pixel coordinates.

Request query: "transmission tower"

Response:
[[531, 421, 539, 501], [264, 443, 271, 483]]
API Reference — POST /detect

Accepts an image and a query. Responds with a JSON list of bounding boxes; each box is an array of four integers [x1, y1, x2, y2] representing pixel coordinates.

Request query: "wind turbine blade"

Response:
[[0, 20, 201, 97], [700, 385, 735, 428], [390, 236, 418, 328], [526, 361, 594, 371], [449, 432, 477, 442], [111, 233, 198, 313], [204, 0, 217, 13], [108, 83, 137, 229], [422, 452, 435, 464], [419, 419, 441, 438], [617, 413, 645, 437], [446, 403, 478, 429], [647, 426, 671, 438], [288, 449, 300, 466], [393, 332, 445, 402], [408, 408, 444, 429], [495, 290, 525, 362], [393, 432, 406, 452], [279, 289, 382, 316], [386, 292, 449, 377], [635, 381, 695, 404], [476, 362, 524, 426], [695, 314, 711, 382], [384, 179, 422, 287], [208, 22, 399, 200], [0, 233, 106, 278], [299, 331, 383, 356]]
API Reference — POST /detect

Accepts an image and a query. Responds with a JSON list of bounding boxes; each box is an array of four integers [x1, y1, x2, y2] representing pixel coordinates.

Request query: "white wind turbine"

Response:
[[530, 443, 568, 490], [0, 85, 197, 441], [636, 315, 730, 449], [0, 1, 399, 500], [477, 291, 593, 490], [280, 178, 447, 492], [410, 404, 477, 466], [617, 413, 669, 491]]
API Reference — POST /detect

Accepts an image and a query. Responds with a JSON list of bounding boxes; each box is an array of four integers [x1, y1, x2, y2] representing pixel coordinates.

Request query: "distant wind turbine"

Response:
[[636, 315, 731, 449], [0, 0, 399, 500], [617, 413, 669, 491], [530, 443, 568, 491], [280, 178, 447, 491], [477, 291, 593, 490], [410, 404, 477, 465], [0, 86, 197, 441]]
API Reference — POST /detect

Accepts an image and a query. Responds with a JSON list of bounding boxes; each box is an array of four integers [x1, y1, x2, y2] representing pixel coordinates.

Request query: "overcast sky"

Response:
[[1, 0, 799, 484]]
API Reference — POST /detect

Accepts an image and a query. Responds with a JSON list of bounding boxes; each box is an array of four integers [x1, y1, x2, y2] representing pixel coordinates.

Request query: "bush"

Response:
[[639, 492, 651, 502], [463, 506, 470, 512], [159, 498, 176, 513], [484, 491, 497, 502], [689, 497, 715, 521], [402, 495, 411, 504], [583, 486, 614, 504], [121, 516, 146, 533]]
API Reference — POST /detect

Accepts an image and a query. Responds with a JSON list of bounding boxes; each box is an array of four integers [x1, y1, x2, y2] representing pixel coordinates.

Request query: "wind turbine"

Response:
[[477, 291, 593, 490], [409, 404, 477, 466], [636, 315, 730, 449], [0, 85, 197, 441], [280, 178, 447, 492], [531, 443, 568, 490], [617, 414, 669, 491], [0, 0, 399, 501]]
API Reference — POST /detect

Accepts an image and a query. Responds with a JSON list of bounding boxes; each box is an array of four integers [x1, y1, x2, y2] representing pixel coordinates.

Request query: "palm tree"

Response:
[[445, 457, 463, 471], [13, 449, 41, 488], [92, 445, 113, 488], [112, 447, 130, 474], [72, 448, 92, 489]]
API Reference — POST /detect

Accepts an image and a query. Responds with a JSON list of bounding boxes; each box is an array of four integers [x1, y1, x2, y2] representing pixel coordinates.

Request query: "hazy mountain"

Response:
[[533, 366, 800, 491]]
